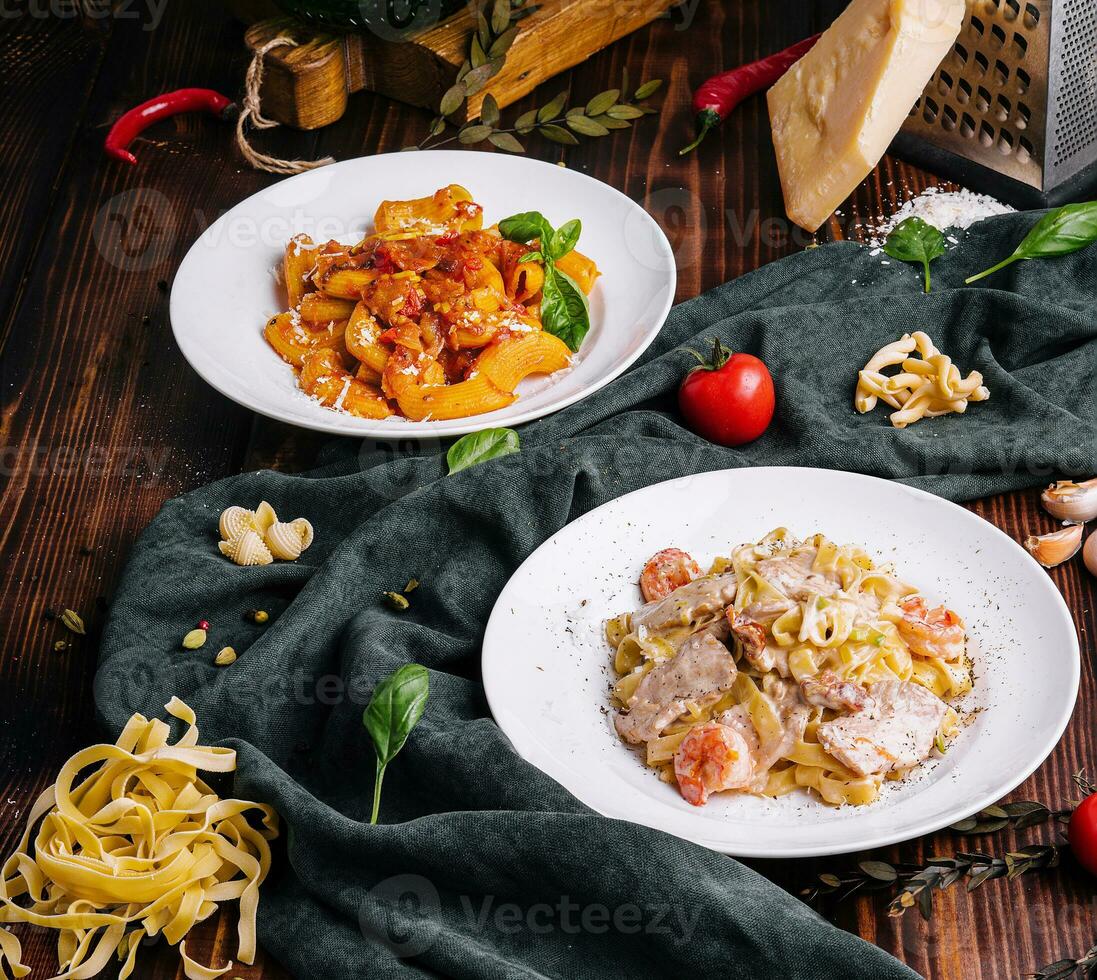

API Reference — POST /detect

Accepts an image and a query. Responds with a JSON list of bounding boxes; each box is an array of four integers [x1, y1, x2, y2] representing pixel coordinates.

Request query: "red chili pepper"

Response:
[[105, 88, 237, 166], [679, 34, 821, 156]]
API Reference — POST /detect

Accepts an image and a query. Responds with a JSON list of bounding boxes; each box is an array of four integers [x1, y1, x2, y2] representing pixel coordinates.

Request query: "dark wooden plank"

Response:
[[0, 16, 106, 345], [1, 0, 1095, 978]]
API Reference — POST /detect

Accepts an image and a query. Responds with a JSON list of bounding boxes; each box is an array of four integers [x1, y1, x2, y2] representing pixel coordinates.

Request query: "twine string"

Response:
[[235, 35, 336, 175]]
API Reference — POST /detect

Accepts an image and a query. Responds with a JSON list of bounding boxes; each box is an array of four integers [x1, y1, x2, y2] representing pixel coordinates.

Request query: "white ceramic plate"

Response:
[[170, 150, 675, 438], [482, 467, 1079, 857]]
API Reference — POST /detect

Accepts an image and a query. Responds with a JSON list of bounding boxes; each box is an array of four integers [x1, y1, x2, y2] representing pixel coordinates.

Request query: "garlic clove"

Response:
[[1085, 531, 1097, 578], [265, 521, 304, 561], [253, 501, 278, 533], [1024, 524, 1084, 568], [218, 505, 256, 542], [1040, 477, 1097, 524], [290, 517, 314, 551], [218, 529, 273, 567]]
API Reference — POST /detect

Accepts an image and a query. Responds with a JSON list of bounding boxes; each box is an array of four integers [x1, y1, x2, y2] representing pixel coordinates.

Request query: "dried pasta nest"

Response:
[[0, 697, 279, 980], [216, 502, 313, 566]]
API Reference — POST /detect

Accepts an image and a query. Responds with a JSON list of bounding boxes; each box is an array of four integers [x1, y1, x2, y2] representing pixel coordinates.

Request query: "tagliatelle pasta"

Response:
[[855, 330, 989, 428], [609, 530, 971, 808], [0, 698, 278, 980]]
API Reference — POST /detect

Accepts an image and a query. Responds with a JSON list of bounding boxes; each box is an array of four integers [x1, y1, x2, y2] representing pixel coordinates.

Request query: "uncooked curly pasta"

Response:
[[855, 331, 989, 429], [0, 698, 278, 980], [216, 502, 313, 566]]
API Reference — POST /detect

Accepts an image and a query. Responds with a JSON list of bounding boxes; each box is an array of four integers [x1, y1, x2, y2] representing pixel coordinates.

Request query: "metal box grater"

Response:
[[892, 0, 1097, 208]]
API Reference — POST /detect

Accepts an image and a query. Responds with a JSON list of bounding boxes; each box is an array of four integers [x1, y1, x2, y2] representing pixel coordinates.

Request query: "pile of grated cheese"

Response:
[[867, 186, 1014, 249]]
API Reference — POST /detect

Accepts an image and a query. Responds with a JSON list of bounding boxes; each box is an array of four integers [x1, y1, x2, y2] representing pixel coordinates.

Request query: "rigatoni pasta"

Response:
[[264, 185, 600, 421]]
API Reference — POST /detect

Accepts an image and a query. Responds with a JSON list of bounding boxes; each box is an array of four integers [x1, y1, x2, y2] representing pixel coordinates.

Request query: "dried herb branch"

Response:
[[417, 0, 536, 147], [410, 56, 663, 153], [950, 800, 1072, 835], [1031, 943, 1097, 980], [802, 845, 1061, 921]]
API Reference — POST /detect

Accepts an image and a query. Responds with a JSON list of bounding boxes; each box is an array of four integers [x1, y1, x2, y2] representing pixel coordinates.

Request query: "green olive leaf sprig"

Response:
[[410, 61, 663, 153], [447, 427, 521, 474], [802, 845, 1061, 921], [498, 211, 590, 351], [883, 217, 947, 294], [430, 0, 537, 138], [965, 201, 1097, 284], [363, 664, 430, 824], [1032, 942, 1097, 980]]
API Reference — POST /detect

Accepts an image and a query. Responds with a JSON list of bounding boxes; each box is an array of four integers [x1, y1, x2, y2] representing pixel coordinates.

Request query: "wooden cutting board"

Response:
[[231, 0, 674, 130]]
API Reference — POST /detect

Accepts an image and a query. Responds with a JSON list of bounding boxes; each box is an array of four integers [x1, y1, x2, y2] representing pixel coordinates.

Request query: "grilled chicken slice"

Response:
[[630, 573, 738, 635], [614, 631, 737, 744], [757, 550, 838, 601], [816, 680, 947, 777], [799, 670, 872, 713]]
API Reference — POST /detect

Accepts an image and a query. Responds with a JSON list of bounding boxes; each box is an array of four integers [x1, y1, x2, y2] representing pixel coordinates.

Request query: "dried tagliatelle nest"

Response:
[[217, 501, 314, 565], [855, 331, 989, 429], [0, 698, 278, 980]]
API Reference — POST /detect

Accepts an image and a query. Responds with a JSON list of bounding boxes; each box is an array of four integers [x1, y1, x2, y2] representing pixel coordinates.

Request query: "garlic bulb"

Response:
[[290, 517, 314, 550], [1041, 477, 1097, 524], [218, 505, 256, 541], [265, 521, 305, 561], [218, 529, 273, 567], [1085, 531, 1097, 578], [1024, 524, 1083, 568]]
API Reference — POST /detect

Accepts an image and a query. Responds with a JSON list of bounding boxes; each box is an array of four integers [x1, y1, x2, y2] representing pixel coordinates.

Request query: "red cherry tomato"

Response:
[[1069, 794, 1097, 876], [678, 338, 775, 447]]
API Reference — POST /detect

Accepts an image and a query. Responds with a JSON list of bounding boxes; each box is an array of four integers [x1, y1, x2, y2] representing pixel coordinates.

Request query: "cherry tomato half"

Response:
[[1069, 794, 1097, 877], [678, 338, 775, 447]]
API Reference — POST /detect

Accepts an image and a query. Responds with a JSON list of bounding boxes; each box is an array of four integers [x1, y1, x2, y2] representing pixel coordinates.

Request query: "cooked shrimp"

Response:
[[673, 723, 754, 806], [640, 548, 701, 603], [896, 596, 966, 661], [727, 611, 775, 672]]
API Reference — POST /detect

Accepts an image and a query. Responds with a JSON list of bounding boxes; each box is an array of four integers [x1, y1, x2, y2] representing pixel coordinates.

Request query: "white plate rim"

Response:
[[169, 150, 676, 439], [482, 466, 1080, 858]]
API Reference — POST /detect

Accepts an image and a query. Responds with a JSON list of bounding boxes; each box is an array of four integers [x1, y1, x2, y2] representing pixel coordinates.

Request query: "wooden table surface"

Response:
[[1, 1, 1093, 977]]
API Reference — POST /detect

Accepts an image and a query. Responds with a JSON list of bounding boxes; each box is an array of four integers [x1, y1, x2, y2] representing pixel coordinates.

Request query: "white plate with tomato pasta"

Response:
[[482, 467, 1079, 857], [170, 150, 676, 438]]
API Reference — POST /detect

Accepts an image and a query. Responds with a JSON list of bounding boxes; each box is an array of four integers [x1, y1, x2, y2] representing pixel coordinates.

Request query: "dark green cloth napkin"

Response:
[[96, 211, 1096, 980]]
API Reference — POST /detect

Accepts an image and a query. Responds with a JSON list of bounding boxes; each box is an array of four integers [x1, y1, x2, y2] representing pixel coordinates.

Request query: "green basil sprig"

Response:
[[883, 217, 947, 294], [498, 211, 591, 351], [447, 427, 520, 474], [363, 663, 430, 824], [965, 201, 1097, 284]]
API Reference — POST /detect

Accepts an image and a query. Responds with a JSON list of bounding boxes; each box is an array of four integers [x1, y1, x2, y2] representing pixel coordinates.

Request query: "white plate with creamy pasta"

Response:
[[482, 467, 1079, 857], [170, 151, 675, 438]]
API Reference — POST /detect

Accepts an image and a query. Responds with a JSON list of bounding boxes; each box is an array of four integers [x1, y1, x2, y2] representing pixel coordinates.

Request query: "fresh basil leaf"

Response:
[[541, 266, 590, 352], [498, 210, 553, 246], [966, 201, 1097, 283], [446, 428, 521, 474], [548, 218, 581, 260], [883, 216, 947, 293], [363, 663, 430, 824], [517, 250, 542, 263]]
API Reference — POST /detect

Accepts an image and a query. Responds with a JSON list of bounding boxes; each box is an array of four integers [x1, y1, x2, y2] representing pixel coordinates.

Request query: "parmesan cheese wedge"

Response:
[[767, 0, 965, 232]]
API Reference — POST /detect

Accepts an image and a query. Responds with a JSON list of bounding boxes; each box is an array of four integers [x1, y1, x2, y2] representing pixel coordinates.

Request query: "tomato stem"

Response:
[[684, 337, 734, 371]]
